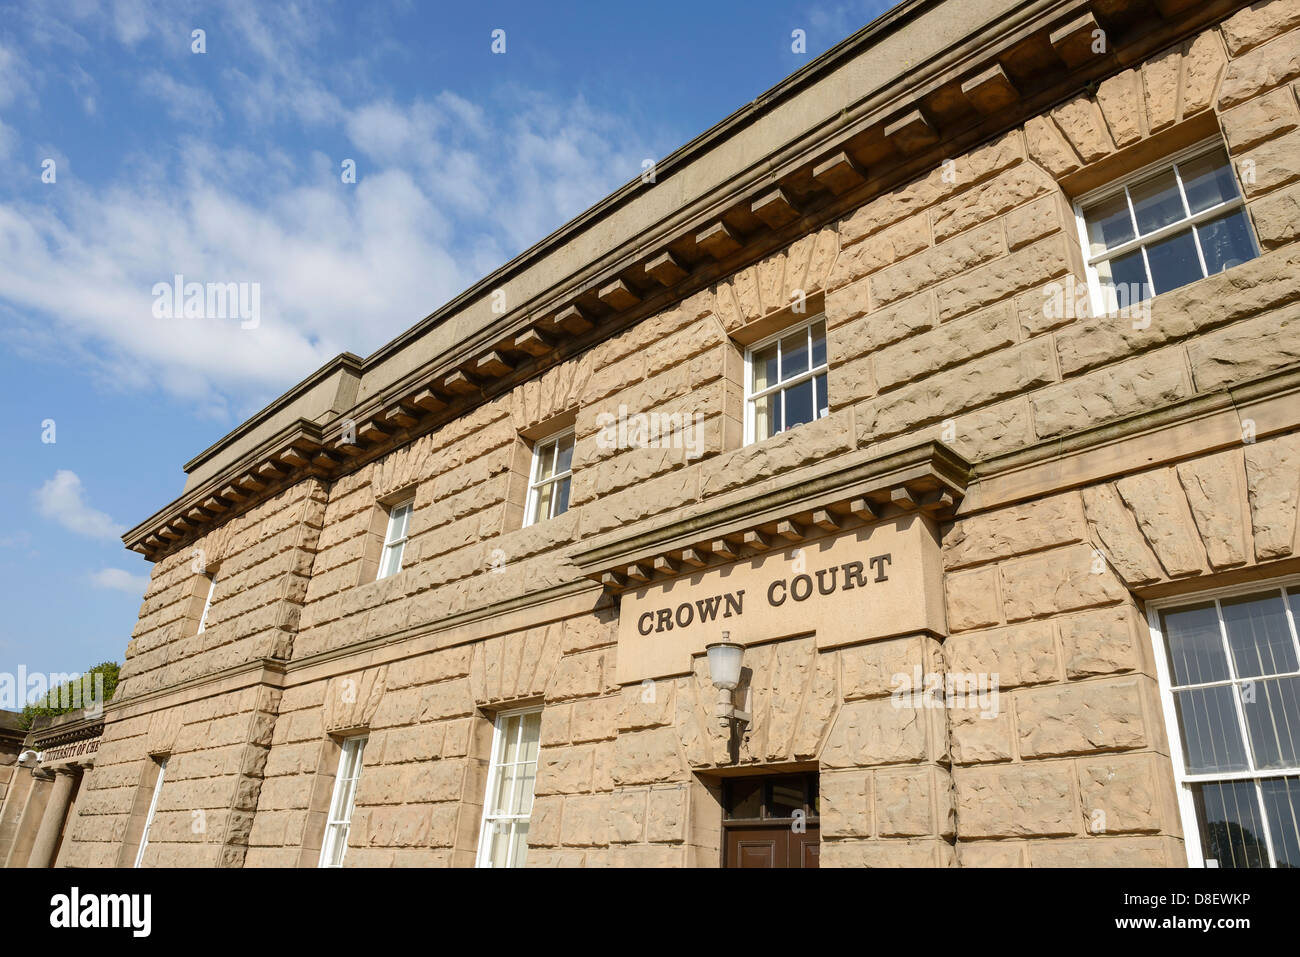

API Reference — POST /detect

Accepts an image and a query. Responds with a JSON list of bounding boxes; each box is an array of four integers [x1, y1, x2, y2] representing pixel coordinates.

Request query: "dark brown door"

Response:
[[722, 772, 819, 868]]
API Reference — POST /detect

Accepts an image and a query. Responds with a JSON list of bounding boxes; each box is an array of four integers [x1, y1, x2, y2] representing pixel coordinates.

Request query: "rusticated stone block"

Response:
[[560, 793, 608, 847], [1028, 836, 1178, 867], [1051, 96, 1115, 163], [1024, 116, 1081, 178], [1176, 449, 1250, 570], [821, 838, 956, 867], [1095, 69, 1145, 148], [958, 841, 1027, 866], [821, 697, 938, 768], [1221, 0, 1300, 56], [1218, 27, 1300, 108], [946, 567, 1003, 632], [1031, 349, 1190, 441], [1250, 181, 1300, 247], [534, 745, 595, 795], [607, 788, 647, 844], [545, 650, 606, 702], [1081, 483, 1164, 585], [1114, 469, 1208, 578], [1077, 752, 1174, 835], [944, 619, 1058, 689], [1221, 86, 1300, 153], [873, 302, 1017, 393], [821, 769, 873, 838], [619, 680, 676, 730], [1015, 677, 1147, 757], [828, 289, 935, 361], [875, 766, 954, 838], [950, 706, 1016, 764], [870, 222, 1005, 307], [1058, 605, 1144, 679], [1187, 302, 1300, 392], [647, 784, 688, 843], [934, 235, 1071, 322], [954, 763, 1077, 837], [1244, 431, 1300, 559], [840, 635, 935, 700], [999, 544, 1127, 621], [610, 727, 686, 785], [944, 493, 1086, 569]]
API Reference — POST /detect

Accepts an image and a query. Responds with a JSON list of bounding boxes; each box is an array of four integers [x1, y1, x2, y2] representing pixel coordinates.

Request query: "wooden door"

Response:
[[722, 772, 820, 868]]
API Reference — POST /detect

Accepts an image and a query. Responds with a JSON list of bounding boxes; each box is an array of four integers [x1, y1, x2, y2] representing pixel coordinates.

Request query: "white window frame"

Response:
[[196, 573, 216, 634], [376, 498, 413, 580], [133, 755, 167, 869], [1146, 573, 1300, 868], [1073, 137, 1258, 317], [523, 429, 574, 527], [475, 706, 542, 868], [318, 735, 367, 868], [743, 315, 829, 446]]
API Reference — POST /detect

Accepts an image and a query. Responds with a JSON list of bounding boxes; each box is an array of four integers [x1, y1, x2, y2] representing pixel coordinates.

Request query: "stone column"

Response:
[[26, 768, 78, 868]]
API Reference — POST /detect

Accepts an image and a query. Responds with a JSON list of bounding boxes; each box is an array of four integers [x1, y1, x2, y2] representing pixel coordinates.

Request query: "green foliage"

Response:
[[19, 661, 119, 731]]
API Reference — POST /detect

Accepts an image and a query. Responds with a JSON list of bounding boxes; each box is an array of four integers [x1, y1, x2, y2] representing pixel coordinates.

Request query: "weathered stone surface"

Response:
[[1028, 836, 1175, 867], [841, 636, 933, 700], [821, 698, 934, 768], [1251, 181, 1300, 247], [1176, 450, 1251, 569], [949, 705, 1016, 764], [699, 410, 854, 498], [1218, 26, 1300, 107], [535, 745, 595, 795], [1058, 605, 1143, 678], [999, 544, 1129, 620], [945, 620, 1058, 688], [1051, 96, 1115, 162], [958, 841, 1026, 866], [1080, 493, 1157, 592], [610, 728, 686, 785], [934, 235, 1071, 321], [1244, 431, 1300, 559], [1077, 753, 1171, 835], [829, 291, 935, 361], [931, 165, 1054, 243], [860, 337, 1057, 442], [1143, 45, 1182, 131], [827, 215, 929, 289], [945, 567, 1003, 632], [1222, 86, 1300, 153], [607, 788, 647, 844], [1016, 678, 1147, 757], [945, 494, 1086, 569], [1240, 127, 1300, 197], [875, 767, 953, 838], [1095, 69, 1145, 147], [821, 838, 956, 867], [954, 764, 1076, 837], [1114, 469, 1208, 577], [1025, 115, 1081, 177], [821, 770, 873, 838], [1188, 302, 1300, 391], [1031, 350, 1190, 440], [874, 303, 1017, 392], [1004, 194, 1063, 250], [1183, 31, 1228, 116], [870, 222, 1005, 307], [646, 785, 688, 843], [1221, 0, 1300, 56]]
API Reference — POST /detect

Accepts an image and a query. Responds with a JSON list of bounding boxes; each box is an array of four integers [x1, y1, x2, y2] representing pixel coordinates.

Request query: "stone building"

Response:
[[8, 0, 1300, 868]]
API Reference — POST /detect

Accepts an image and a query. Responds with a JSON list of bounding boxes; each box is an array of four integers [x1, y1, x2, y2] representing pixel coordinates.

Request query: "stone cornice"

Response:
[[573, 441, 970, 592], [125, 0, 1253, 562], [29, 713, 104, 750]]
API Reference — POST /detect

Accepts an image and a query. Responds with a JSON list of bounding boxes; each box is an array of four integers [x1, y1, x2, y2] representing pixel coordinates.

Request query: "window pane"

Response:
[[1196, 209, 1256, 276], [378, 541, 403, 579], [1097, 249, 1150, 308], [1085, 191, 1136, 254], [1259, 776, 1300, 869], [534, 440, 556, 483], [752, 393, 775, 440], [1145, 228, 1204, 294], [752, 343, 778, 392], [1194, 779, 1270, 868], [551, 476, 571, 518], [491, 763, 517, 816], [1240, 676, 1300, 770], [811, 321, 827, 368], [487, 821, 510, 868], [1130, 169, 1186, 234], [1162, 602, 1229, 686], [1221, 591, 1298, 679], [768, 778, 806, 818], [815, 372, 828, 419], [501, 714, 522, 764], [509, 821, 530, 868], [555, 434, 574, 474], [724, 779, 762, 820], [531, 481, 554, 526], [781, 329, 809, 378], [391, 503, 411, 539], [1175, 685, 1250, 773], [520, 710, 542, 761], [782, 378, 814, 431], [1180, 149, 1238, 214]]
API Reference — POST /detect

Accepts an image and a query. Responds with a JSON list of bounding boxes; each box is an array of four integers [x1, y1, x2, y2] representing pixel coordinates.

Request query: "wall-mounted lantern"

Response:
[[705, 631, 752, 731]]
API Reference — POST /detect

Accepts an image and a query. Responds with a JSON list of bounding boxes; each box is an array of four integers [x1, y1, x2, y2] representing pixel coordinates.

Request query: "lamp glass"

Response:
[[706, 640, 744, 691]]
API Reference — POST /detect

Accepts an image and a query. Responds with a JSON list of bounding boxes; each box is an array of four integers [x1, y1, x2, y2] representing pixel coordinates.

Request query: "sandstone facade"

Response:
[[8, 0, 1300, 868]]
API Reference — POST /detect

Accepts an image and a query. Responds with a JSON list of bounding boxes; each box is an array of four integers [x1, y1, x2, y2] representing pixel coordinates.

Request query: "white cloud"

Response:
[[89, 567, 151, 594], [140, 70, 223, 126], [34, 470, 125, 540]]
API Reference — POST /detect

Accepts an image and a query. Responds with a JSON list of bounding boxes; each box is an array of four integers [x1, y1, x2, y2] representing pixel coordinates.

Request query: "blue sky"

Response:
[[0, 0, 896, 688]]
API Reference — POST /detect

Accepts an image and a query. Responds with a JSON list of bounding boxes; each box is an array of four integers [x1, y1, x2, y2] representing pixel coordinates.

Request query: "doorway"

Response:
[[722, 771, 819, 868]]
